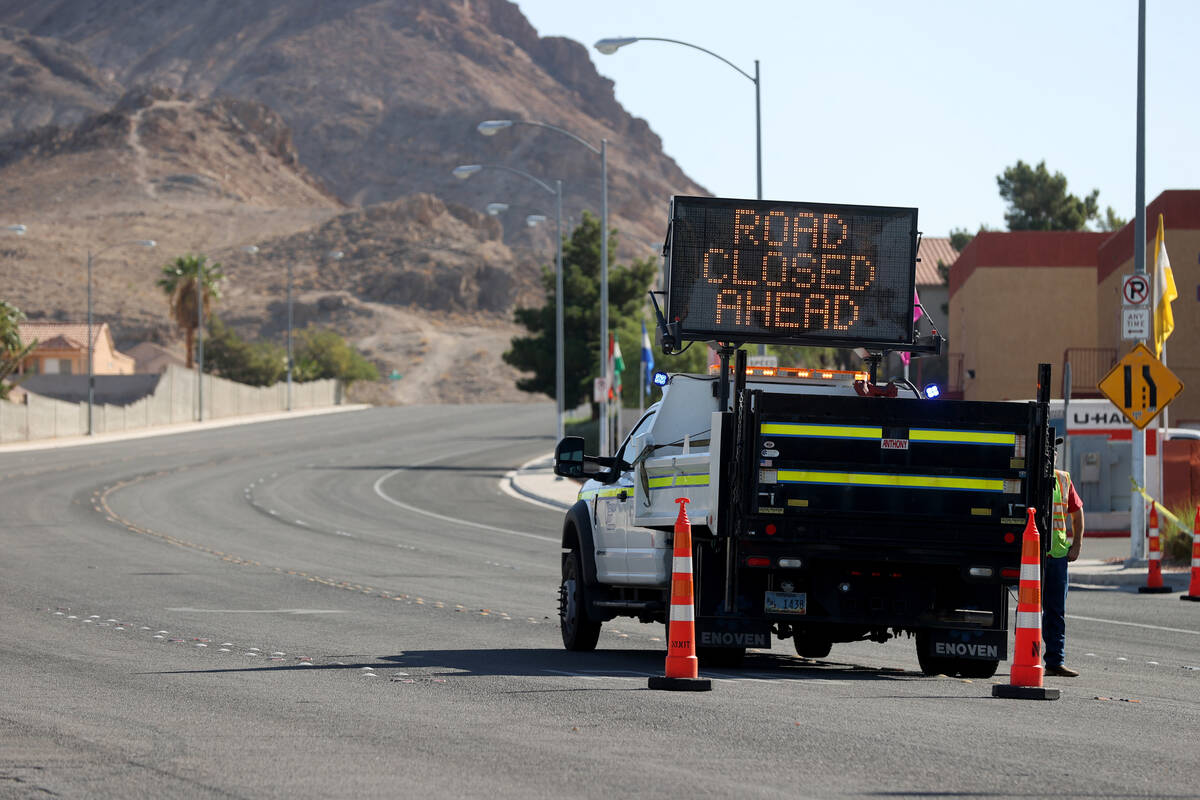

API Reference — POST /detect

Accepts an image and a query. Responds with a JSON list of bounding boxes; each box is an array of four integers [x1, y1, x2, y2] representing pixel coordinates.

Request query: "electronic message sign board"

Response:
[[665, 196, 918, 349]]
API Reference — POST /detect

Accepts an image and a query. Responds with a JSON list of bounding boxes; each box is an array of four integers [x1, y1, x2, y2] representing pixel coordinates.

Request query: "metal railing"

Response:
[[1063, 348, 1117, 398]]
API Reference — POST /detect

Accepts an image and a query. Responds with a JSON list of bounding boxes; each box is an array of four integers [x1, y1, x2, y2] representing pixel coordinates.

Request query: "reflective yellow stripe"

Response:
[[578, 486, 630, 500], [647, 474, 710, 489], [909, 428, 1016, 446], [776, 470, 1006, 492], [761, 422, 1016, 447], [760, 423, 882, 439]]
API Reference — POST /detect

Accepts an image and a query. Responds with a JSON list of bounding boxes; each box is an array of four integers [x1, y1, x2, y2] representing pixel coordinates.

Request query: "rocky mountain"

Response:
[[0, 25, 121, 135], [0, 0, 707, 404], [0, 0, 703, 258], [0, 86, 343, 339]]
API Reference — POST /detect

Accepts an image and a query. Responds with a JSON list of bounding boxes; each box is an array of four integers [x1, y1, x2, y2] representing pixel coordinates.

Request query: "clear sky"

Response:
[[513, 0, 1199, 238]]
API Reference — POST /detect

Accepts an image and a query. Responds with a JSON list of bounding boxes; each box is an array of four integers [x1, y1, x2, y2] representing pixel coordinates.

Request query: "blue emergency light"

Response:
[[652, 371, 669, 387], [923, 384, 941, 399]]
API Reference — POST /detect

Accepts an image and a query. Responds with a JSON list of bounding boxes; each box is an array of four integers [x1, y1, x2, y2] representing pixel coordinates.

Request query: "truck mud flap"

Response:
[[921, 628, 1007, 661], [697, 617, 771, 650]]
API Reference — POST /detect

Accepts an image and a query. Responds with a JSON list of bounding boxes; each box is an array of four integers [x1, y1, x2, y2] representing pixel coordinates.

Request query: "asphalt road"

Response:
[[2, 404, 1199, 799]]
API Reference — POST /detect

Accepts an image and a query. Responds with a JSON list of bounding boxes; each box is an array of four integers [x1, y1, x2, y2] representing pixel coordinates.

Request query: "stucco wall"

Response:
[[0, 365, 342, 443], [954, 265, 1097, 401]]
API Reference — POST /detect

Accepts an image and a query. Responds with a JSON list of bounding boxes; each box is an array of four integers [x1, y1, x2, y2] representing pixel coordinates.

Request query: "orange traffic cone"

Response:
[[648, 498, 712, 691], [1183, 508, 1200, 602], [1140, 505, 1173, 594], [993, 508, 1060, 700]]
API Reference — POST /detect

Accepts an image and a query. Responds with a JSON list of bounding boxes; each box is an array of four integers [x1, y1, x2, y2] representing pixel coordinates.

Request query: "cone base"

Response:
[[992, 684, 1061, 701], [1138, 585, 1174, 594], [1182, 594, 1200, 602], [648, 676, 712, 692]]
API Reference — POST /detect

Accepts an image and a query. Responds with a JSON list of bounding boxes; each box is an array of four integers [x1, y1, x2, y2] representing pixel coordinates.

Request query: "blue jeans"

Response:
[[1042, 556, 1069, 667]]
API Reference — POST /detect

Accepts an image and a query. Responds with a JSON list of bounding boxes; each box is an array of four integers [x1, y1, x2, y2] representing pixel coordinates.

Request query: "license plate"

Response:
[[764, 591, 806, 615]]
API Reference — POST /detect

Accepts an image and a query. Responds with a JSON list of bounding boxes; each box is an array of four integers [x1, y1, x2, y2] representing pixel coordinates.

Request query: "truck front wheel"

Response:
[[560, 548, 601, 651]]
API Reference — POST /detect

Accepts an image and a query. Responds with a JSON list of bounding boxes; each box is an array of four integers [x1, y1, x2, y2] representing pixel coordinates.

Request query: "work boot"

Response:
[[1045, 664, 1079, 677]]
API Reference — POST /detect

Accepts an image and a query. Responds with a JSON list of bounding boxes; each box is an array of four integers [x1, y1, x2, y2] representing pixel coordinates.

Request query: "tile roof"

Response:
[[32, 334, 87, 350], [916, 237, 958, 286], [18, 322, 109, 348]]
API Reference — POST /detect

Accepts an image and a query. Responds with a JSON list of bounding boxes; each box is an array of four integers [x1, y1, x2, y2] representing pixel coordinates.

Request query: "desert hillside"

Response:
[[0, 0, 705, 404]]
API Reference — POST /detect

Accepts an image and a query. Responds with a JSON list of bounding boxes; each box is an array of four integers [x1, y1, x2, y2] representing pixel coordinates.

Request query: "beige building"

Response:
[[125, 341, 188, 374], [948, 230, 1109, 401], [17, 322, 134, 376], [948, 189, 1198, 423]]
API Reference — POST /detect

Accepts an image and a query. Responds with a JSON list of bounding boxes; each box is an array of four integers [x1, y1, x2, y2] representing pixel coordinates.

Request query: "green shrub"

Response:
[[205, 317, 286, 386], [294, 328, 378, 386], [1161, 503, 1198, 565]]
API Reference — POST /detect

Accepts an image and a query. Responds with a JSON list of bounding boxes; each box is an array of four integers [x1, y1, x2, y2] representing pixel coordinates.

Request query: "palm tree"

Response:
[[157, 254, 224, 368], [0, 299, 36, 398]]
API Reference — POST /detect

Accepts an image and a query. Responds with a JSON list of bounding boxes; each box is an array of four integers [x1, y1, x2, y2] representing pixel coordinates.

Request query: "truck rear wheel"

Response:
[[793, 634, 833, 660], [560, 548, 601, 651]]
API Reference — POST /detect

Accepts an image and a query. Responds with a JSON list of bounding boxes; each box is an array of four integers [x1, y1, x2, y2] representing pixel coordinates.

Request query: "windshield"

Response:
[[617, 408, 657, 463]]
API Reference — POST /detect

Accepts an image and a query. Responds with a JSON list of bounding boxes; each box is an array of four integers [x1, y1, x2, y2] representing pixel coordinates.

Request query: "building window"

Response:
[[59, 359, 72, 375], [42, 358, 59, 374]]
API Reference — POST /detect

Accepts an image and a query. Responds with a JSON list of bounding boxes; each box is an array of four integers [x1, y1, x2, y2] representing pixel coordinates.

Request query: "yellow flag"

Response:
[[1153, 213, 1177, 358]]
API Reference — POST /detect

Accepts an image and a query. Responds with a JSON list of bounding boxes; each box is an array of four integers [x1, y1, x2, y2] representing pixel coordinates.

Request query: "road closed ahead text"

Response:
[[668, 197, 917, 347], [705, 210, 876, 331]]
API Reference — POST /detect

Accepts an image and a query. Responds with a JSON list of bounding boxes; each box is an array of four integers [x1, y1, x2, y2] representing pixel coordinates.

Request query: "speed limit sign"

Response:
[[1122, 274, 1150, 306]]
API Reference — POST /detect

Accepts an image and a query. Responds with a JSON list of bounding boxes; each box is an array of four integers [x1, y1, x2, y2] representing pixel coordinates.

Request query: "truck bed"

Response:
[[739, 391, 1053, 556]]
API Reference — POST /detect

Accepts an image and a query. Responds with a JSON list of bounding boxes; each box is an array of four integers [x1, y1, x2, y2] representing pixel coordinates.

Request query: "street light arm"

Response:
[[599, 36, 755, 83], [454, 163, 557, 196], [91, 239, 157, 259], [509, 120, 600, 155]]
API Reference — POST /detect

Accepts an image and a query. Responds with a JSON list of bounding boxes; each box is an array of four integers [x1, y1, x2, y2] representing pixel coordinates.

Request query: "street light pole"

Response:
[[554, 180, 565, 443], [286, 259, 293, 412], [453, 163, 565, 440], [196, 257, 204, 421], [595, 36, 763, 358], [475, 119, 609, 453], [87, 249, 93, 435], [600, 139, 610, 455]]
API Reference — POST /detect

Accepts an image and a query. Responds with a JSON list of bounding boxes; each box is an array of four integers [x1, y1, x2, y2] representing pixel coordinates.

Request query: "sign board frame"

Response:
[[1097, 343, 1184, 430], [664, 196, 919, 350]]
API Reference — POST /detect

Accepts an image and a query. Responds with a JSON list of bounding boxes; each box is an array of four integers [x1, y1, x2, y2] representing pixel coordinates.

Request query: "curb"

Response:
[[506, 453, 576, 511], [1070, 559, 1191, 588]]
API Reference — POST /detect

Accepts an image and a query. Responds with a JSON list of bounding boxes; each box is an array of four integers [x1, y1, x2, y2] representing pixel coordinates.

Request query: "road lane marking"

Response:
[[1067, 614, 1200, 636], [372, 471, 557, 543], [165, 608, 347, 615]]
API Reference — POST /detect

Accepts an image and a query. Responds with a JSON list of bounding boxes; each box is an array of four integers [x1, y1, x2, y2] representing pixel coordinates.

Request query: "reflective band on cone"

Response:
[[1183, 508, 1200, 602], [993, 507, 1060, 700], [1140, 505, 1174, 594], [648, 498, 712, 691]]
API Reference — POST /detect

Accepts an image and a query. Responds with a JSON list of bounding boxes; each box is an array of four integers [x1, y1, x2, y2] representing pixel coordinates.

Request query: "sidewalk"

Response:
[[506, 455, 1188, 589], [0, 404, 371, 453], [507, 453, 580, 510]]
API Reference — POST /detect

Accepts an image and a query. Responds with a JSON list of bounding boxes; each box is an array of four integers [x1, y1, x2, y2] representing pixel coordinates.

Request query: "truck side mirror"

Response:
[[554, 436, 586, 478]]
